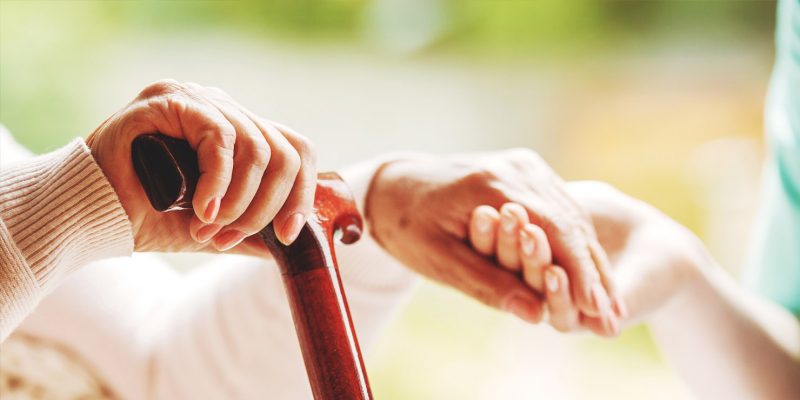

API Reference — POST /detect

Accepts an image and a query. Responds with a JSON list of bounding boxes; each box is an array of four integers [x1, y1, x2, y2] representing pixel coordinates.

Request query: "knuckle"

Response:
[[294, 135, 317, 164], [206, 124, 236, 149], [279, 149, 302, 176], [240, 139, 271, 168], [139, 79, 182, 98]]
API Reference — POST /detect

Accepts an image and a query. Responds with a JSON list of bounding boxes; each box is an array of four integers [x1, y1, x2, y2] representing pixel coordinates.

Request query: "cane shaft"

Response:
[[131, 134, 372, 400]]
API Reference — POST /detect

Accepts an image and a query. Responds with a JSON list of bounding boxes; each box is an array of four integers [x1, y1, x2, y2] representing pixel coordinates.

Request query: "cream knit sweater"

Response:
[[0, 127, 416, 399]]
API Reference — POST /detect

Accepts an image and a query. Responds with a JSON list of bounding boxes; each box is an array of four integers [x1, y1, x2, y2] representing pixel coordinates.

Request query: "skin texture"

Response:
[[87, 80, 317, 255], [364, 151, 624, 324], [469, 202, 619, 336], [470, 182, 800, 399]]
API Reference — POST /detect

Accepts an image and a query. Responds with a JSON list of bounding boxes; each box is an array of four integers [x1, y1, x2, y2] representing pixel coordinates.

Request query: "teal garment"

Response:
[[745, 0, 800, 315]]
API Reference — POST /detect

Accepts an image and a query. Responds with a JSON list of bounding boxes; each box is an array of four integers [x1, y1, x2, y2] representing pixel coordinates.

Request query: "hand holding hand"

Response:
[[465, 181, 709, 335], [365, 150, 623, 323], [468, 202, 622, 336]]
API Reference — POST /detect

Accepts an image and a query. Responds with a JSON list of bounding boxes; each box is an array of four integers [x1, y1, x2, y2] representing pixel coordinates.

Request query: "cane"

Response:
[[130, 134, 373, 400]]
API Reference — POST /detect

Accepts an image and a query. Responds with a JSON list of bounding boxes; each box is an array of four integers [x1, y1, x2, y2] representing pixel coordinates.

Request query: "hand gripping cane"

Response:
[[131, 134, 372, 400]]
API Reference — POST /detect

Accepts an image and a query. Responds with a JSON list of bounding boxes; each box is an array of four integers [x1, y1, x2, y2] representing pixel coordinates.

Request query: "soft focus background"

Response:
[[0, 1, 777, 399]]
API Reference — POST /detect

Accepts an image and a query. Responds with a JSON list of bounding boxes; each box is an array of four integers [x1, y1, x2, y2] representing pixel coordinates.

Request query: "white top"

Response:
[[0, 127, 417, 399]]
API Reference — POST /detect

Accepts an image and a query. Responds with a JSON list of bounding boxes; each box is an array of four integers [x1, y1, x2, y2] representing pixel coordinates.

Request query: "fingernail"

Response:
[[520, 230, 536, 256], [204, 197, 220, 223], [280, 213, 306, 245], [475, 212, 492, 234], [196, 223, 222, 243], [500, 211, 516, 233], [214, 229, 247, 251], [545, 269, 559, 293], [504, 294, 539, 323]]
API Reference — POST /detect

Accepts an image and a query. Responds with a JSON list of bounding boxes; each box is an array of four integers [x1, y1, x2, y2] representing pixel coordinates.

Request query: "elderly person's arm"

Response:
[[13, 157, 416, 399], [0, 128, 133, 340], [0, 80, 318, 341]]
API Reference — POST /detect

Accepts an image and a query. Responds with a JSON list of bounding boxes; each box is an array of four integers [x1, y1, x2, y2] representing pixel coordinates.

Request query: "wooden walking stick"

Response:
[[130, 134, 373, 400]]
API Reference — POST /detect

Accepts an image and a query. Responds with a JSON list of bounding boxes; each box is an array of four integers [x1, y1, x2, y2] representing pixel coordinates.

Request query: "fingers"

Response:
[[520, 223, 552, 291], [469, 205, 500, 256], [542, 266, 580, 332], [264, 121, 317, 245], [529, 208, 608, 318], [449, 237, 544, 324], [216, 119, 299, 249], [544, 265, 620, 337], [496, 203, 529, 271], [193, 97, 271, 237], [177, 83, 313, 249]]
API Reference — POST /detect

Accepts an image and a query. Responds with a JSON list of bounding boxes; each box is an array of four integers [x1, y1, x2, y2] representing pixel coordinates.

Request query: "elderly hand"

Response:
[[87, 80, 316, 255], [365, 150, 624, 324]]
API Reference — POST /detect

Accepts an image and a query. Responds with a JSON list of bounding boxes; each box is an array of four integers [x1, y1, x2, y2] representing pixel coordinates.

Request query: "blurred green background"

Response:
[[0, 1, 777, 399]]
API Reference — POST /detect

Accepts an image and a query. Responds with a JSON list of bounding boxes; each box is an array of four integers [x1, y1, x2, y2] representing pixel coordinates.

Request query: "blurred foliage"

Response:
[[0, 0, 776, 151]]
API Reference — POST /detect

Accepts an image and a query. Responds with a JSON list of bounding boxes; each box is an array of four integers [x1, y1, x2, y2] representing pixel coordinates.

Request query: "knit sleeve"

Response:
[[0, 138, 133, 340]]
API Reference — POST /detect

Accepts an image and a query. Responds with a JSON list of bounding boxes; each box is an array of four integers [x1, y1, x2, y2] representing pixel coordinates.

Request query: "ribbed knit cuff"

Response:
[[0, 138, 134, 294]]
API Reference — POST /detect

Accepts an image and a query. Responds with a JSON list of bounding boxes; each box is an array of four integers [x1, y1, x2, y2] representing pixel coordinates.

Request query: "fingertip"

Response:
[[499, 202, 528, 232], [501, 202, 529, 221], [202, 196, 220, 223], [278, 212, 306, 245], [544, 267, 560, 293], [499, 206, 518, 234], [470, 205, 500, 256], [472, 205, 500, 233]]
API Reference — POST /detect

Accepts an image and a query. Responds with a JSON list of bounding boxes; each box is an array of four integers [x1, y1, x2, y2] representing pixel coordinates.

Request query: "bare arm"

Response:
[[570, 181, 800, 400], [648, 257, 800, 400]]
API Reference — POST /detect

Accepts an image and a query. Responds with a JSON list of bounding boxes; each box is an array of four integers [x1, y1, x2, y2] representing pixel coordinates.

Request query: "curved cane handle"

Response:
[[131, 134, 372, 400]]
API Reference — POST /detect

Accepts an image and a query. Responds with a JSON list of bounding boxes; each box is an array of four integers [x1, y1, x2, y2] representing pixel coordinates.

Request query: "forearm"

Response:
[[0, 139, 133, 340], [648, 258, 800, 400]]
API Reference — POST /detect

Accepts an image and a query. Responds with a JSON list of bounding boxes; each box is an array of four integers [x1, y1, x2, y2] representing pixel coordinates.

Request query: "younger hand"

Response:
[[468, 202, 623, 336], [88, 80, 317, 255]]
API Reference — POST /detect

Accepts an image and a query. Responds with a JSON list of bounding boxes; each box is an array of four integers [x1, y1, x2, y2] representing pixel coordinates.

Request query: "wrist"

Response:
[[648, 233, 718, 325], [0, 139, 133, 291], [363, 153, 431, 246]]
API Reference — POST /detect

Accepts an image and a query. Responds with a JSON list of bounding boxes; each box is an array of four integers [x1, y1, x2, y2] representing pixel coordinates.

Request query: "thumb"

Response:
[[447, 238, 545, 323]]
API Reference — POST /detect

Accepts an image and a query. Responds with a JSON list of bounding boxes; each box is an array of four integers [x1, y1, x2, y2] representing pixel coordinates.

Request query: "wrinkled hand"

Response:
[[88, 79, 317, 255], [466, 182, 707, 335], [467, 202, 621, 336], [365, 150, 623, 323]]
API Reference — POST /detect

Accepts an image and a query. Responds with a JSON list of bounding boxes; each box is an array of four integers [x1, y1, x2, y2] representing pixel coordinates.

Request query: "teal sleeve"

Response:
[[744, 0, 800, 316]]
